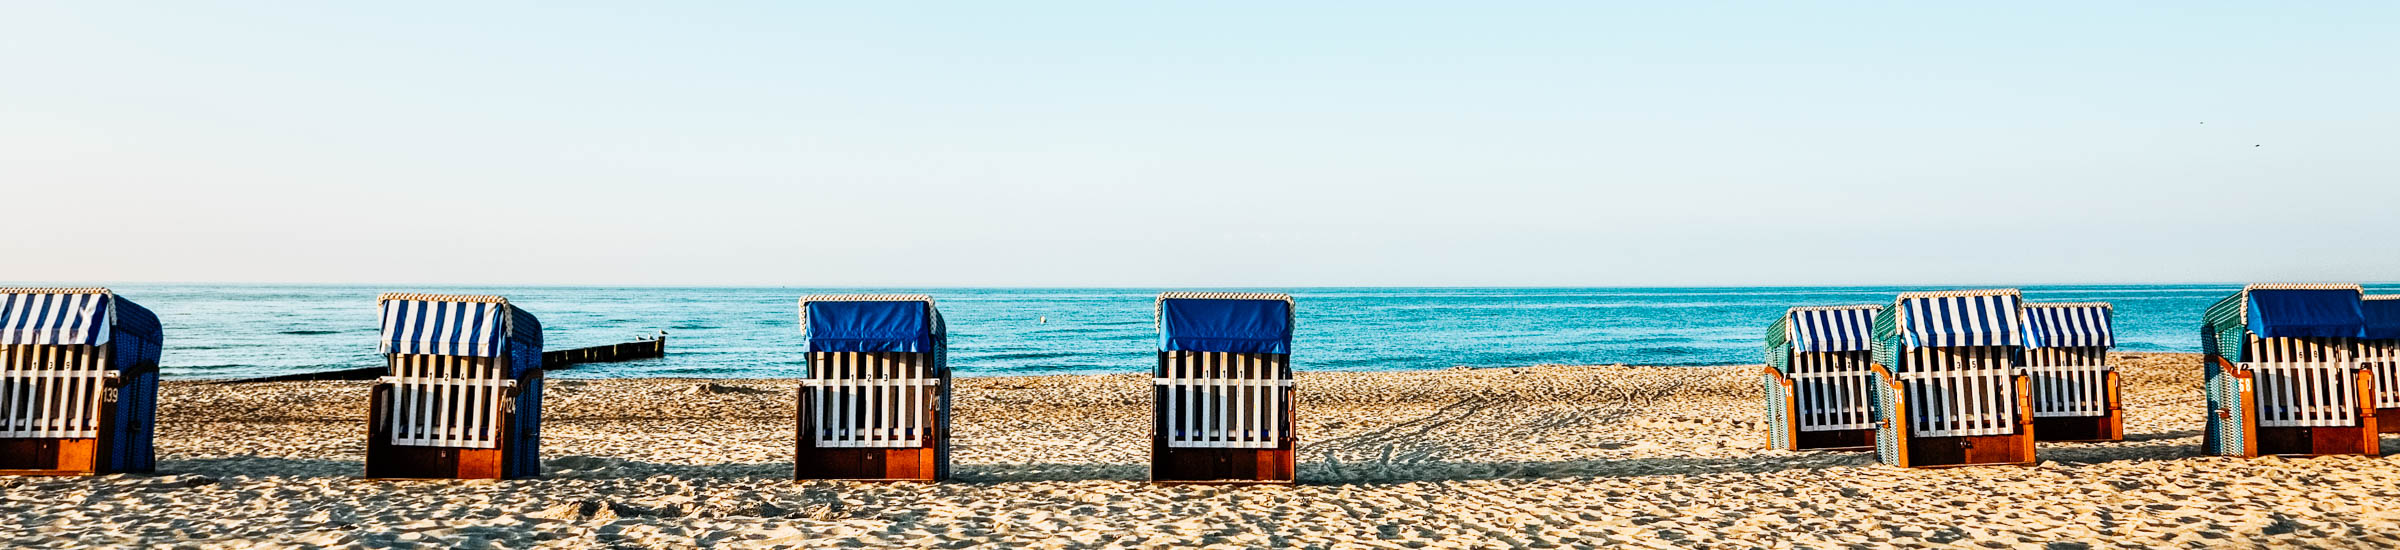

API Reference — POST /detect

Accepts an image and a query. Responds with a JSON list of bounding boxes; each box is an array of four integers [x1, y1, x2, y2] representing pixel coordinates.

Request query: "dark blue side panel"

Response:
[[808, 301, 934, 353], [110, 296, 164, 372], [1160, 299, 1293, 354], [505, 305, 542, 478], [2247, 289, 2365, 339], [105, 295, 163, 474], [2363, 299, 2400, 340], [105, 371, 159, 473], [510, 378, 542, 478], [505, 307, 544, 378]]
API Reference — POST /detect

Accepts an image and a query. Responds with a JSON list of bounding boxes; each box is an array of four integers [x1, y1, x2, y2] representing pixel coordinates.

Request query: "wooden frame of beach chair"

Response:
[[1867, 289, 2037, 468], [795, 295, 950, 482], [2362, 295, 2400, 434], [0, 288, 164, 476], [2201, 284, 2381, 457], [2022, 302, 2123, 443], [1763, 305, 1881, 451], [364, 293, 545, 480], [1151, 292, 1295, 484]]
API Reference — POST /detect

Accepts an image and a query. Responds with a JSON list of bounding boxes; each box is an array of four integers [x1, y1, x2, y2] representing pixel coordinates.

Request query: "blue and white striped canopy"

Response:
[[0, 289, 118, 346], [1896, 290, 2025, 348], [379, 294, 515, 357], [2023, 302, 2114, 349], [1786, 305, 1880, 352]]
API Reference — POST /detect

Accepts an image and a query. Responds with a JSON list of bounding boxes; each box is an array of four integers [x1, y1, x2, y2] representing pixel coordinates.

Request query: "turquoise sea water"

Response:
[[56, 284, 2400, 380]]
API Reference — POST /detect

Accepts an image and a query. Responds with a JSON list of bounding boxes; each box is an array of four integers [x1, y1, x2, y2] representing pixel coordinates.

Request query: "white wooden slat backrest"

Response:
[[1791, 350, 1874, 432], [2026, 347, 2110, 418], [1159, 351, 1289, 449], [808, 351, 937, 449], [386, 354, 508, 449], [2366, 340, 2400, 409], [0, 344, 110, 439], [1897, 346, 2018, 437], [2248, 336, 2358, 428]]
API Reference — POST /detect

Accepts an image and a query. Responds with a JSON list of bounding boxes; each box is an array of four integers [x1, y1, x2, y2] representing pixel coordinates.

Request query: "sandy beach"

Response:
[[0, 353, 2392, 548]]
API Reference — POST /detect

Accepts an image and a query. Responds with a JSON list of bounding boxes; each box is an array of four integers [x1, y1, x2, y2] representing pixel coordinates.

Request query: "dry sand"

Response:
[[3, 353, 2396, 548]]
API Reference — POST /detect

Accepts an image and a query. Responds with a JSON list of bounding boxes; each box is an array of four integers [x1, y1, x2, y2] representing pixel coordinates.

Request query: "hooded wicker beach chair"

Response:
[[1762, 305, 1881, 451], [2365, 295, 2400, 433], [1868, 289, 2036, 468], [2022, 302, 2122, 442], [2202, 284, 2381, 457], [1152, 292, 1295, 484], [796, 295, 949, 481], [365, 293, 544, 479], [0, 288, 162, 476]]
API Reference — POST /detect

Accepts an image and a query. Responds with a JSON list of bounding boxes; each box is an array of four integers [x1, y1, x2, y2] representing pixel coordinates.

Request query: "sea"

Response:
[[56, 284, 2400, 380]]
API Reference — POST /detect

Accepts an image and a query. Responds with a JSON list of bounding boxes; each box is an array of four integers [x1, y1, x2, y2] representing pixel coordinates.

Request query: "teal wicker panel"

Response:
[[1764, 374, 1791, 450]]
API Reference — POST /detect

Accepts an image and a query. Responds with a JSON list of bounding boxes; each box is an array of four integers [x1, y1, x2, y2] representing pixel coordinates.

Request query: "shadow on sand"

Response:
[[120, 428, 2372, 487]]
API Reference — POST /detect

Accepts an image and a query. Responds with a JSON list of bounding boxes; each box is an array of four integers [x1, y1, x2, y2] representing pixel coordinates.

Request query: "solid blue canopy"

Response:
[[1158, 297, 1292, 354], [2362, 298, 2400, 340], [2247, 288, 2365, 339], [806, 299, 940, 353]]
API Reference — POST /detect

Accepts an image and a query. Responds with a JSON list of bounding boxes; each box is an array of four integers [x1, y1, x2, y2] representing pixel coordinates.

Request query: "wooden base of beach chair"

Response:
[[794, 447, 940, 482], [1791, 428, 1876, 451], [364, 444, 509, 480], [2205, 356, 2380, 457], [1896, 433, 2037, 468], [2035, 371, 2122, 443], [1151, 447, 1293, 484], [363, 384, 522, 480], [2034, 414, 2123, 443], [1872, 365, 2037, 468], [0, 438, 102, 476], [2377, 408, 2399, 434], [793, 387, 948, 482], [2251, 425, 2381, 457], [0, 395, 143, 476]]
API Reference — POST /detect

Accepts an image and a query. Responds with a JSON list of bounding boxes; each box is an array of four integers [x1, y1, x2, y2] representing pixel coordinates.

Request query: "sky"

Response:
[[4, 2, 2396, 287]]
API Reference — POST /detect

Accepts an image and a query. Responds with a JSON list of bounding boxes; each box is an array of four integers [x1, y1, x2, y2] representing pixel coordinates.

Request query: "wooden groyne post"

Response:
[[221, 331, 669, 383], [543, 332, 668, 369]]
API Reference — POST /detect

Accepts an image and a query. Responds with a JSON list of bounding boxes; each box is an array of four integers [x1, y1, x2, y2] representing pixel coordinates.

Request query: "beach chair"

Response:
[[2202, 284, 2381, 457], [796, 295, 949, 481], [2366, 296, 2400, 434], [365, 293, 544, 479], [1867, 289, 2036, 468], [1762, 305, 1881, 451], [1152, 292, 1295, 484], [0, 288, 163, 476], [2022, 302, 2122, 442]]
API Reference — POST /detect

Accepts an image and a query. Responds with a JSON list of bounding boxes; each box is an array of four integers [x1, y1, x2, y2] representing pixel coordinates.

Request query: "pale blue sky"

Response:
[[5, 2, 2395, 287]]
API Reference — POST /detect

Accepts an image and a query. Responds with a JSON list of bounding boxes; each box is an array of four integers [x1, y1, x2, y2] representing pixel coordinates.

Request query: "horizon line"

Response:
[[11, 280, 2396, 290]]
